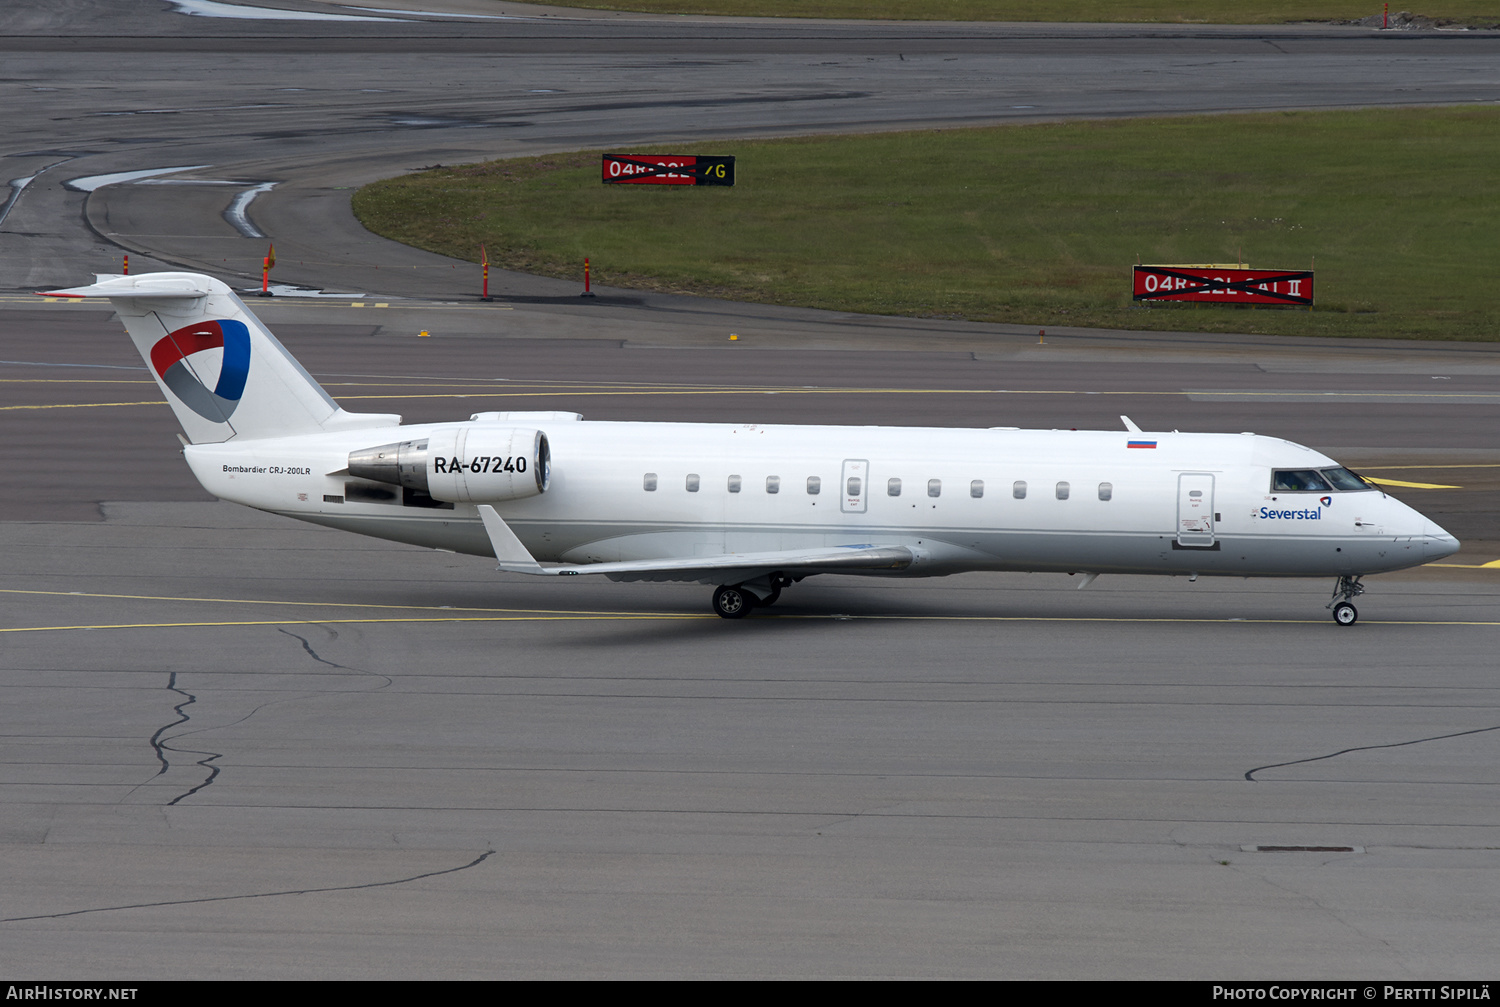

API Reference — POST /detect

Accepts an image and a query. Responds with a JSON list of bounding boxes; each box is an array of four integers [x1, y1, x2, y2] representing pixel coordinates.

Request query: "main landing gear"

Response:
[[711, 574, 795, 619], [712, 584, 755, 619], [1327, 575, 1365, 626]]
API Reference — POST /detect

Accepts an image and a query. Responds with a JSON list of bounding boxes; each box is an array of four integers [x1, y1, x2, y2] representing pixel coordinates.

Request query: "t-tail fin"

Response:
[[42, 272, 400, 443]]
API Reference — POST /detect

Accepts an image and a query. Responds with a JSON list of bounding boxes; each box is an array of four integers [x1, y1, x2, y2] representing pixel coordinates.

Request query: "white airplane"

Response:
[[46, 271, 1460, 624]]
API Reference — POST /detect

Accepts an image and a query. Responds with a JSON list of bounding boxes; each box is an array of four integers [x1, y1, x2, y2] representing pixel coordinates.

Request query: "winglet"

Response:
[[1121, 415, 1142, 434], [477, 505, 551, 575]]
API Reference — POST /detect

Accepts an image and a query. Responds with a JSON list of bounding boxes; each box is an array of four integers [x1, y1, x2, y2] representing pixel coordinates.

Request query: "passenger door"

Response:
[[1177, 473, 1215, 547]]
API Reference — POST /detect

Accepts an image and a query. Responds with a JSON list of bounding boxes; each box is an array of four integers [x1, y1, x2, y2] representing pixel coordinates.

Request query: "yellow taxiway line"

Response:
[[0, 587, 707, 632], [0, 400, 168, 411], [1359, 463, 1500, 470], [6, 615, 1500, 633], [8, 294, 511, 310], [0, 616, 704, 633], [1363, 477, 1463, 490], [4, 585, 1500, 632]]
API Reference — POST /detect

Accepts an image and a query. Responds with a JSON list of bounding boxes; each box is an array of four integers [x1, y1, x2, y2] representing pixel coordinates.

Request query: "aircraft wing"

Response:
[[477, 505, 917, 583]]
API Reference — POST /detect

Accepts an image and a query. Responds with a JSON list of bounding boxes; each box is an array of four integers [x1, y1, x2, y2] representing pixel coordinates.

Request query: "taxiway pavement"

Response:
[[4, 297, 1498, 978]]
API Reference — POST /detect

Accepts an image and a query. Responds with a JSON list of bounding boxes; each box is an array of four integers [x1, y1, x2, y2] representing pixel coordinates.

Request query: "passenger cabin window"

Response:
[[888, 477, 902, 497], [971, 480, 984, 499], [766, 475, 780, 494], [1013, 480, 1027, 500], [1056, 481, 1070, 500], [847, 476, 862, 497], [807, 476, 821, 495], [643, 473, 658, 492], [1098, 482, 1113, 501], [728, 474, 742, 493], [686, 474, 700, 492], [928, 479, 942, 498], [1272, 469, 1332, 492]]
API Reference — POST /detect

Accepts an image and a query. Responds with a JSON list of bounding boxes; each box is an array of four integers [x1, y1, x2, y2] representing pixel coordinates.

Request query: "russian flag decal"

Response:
[[1126, 440, 1157, 449]]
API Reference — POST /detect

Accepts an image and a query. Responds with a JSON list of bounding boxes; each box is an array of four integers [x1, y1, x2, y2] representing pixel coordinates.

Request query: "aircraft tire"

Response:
[[1332, 602, 1358, 626], [712, 585, 755, 619]]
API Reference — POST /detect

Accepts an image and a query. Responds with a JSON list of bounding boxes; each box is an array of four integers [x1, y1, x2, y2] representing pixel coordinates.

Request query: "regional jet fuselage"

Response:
[[47, 272, 1459, 623]]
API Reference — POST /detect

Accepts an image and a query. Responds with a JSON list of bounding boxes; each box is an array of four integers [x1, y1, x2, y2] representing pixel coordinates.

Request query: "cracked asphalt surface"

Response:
[[1, 0, 1498, 980]]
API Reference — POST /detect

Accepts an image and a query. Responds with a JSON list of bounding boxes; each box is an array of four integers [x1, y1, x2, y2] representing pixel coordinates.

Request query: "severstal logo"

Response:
[[149, 320, 251, 422]]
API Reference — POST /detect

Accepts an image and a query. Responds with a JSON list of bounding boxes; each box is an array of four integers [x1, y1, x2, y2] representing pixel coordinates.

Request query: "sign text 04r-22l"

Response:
[[602, 155, 735, 186]]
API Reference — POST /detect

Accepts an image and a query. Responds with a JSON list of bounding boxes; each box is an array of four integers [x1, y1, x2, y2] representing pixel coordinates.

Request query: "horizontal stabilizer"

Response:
[[475, 505, 917, 582], [41, 274, 214, 299]]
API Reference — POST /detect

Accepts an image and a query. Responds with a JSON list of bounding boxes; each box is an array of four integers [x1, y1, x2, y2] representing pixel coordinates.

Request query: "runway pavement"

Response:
[[2, 0, 1499, 980]]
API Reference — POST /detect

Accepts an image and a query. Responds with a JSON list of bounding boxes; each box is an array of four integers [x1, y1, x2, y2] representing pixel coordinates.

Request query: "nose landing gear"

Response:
[[1327, 575, 1365, 626]]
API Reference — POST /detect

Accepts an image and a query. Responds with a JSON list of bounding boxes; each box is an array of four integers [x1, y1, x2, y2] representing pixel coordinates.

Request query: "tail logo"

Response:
[[150, 320, 251, 422]]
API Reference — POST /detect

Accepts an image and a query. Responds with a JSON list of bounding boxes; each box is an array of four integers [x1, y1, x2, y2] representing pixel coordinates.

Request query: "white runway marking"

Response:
[[168, 0, 404, 20], [341, 4, 539, 18], [224, 181, 277, 239], [64, 165, 211, 193]]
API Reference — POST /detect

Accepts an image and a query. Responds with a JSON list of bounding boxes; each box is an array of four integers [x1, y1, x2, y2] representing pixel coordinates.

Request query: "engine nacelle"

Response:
[[348, 426, 550, 503]]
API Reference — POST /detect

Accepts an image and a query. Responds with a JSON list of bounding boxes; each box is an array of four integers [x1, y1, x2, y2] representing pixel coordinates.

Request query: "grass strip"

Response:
[[353, 107, 1500, 340], [558, 2, 1500, 25]]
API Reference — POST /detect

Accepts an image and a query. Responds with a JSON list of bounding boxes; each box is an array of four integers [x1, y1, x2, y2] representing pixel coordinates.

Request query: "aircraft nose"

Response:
[[1387, 494, 1460, 563], [1422, 518, 1461, 562]]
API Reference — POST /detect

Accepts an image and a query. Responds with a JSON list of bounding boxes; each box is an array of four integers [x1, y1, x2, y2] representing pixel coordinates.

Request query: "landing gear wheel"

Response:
[[762, 586, 782, 607], [1327, 575, 1365, 626], [712, 585, 755, 619]]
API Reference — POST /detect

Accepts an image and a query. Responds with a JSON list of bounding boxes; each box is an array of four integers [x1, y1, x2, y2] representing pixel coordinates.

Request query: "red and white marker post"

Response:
[[260, 242, 276, 297]]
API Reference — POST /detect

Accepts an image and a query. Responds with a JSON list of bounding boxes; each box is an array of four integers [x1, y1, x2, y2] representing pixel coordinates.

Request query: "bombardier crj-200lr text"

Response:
[[47, 272, 1460, 623]]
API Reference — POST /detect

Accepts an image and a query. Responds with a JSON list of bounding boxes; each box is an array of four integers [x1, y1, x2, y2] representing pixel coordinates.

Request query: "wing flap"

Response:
[[476, 505, 916, 581], [591, 544, 918, 583]]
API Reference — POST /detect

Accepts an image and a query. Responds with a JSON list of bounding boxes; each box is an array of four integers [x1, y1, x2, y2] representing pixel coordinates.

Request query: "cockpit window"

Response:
[[1321, 466, 1373, 491], [1271, 468, 1373, 492], [1272, 469, 1332, 492]]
